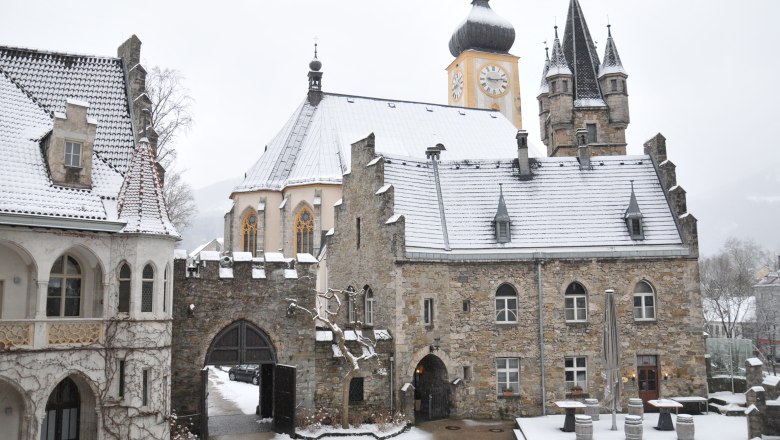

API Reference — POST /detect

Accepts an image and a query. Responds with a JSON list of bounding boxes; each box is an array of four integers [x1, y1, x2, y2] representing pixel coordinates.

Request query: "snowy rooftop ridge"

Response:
[[233, 92, 542, 194], [381, 153, 684, 253]]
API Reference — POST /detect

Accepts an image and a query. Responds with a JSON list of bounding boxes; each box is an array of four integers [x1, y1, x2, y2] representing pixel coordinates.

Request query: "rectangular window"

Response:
[[496, 357, 519, 395], [634, 294, 655, 319], [0, 281, 3, 318], [565, 357, 588, 392], [424, 298, 434, 327], [163, 268, 168, 313], [462, 300, 470, 313], [562, 80, 569, 93], [611, 79, 618, 92], [622, 80, 627, 93], [495, 296, 518, 323], [356, 217, 361, 249], [347, 296, 356, 323], [142, 369, 149, 407], [551, 81, 557, 94], [565, 295, 587, 322], [365, 294, 374, 326], [586, 124, 597, 144], [463, 366, 471, 381], [118, 360, 126, 397], [349, 377, 364, 403], [64, 141, 82, 167]]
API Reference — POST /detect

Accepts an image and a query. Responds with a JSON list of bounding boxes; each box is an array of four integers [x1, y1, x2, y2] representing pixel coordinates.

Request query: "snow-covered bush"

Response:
[[168, 411, 198, 440]]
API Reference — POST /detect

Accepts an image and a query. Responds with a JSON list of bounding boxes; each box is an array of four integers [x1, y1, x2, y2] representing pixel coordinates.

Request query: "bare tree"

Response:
[[146, 66, 196, 230], [286, 287, 377, 429], [701, 238, 768, 338]]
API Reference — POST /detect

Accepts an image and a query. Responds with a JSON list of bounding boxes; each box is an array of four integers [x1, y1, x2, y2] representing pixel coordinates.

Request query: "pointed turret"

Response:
[[494, 183, 511, 243], [563, 0, 605, 107], [117, 137, 179, 237], [539, 46, 551, 95], [599, 25, 630, 125], [546, 27, 572, 78]]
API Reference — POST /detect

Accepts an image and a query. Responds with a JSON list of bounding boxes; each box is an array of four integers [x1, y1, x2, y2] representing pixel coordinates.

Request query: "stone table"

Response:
[[648, 399, 683, 431], [555, 400, 586, 432], [670, 396, 708, 415]]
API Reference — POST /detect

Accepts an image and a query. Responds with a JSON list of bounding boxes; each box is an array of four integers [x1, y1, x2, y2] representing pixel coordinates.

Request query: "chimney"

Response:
[[516, 130, 531, 179], [576, 128, 591, 170]]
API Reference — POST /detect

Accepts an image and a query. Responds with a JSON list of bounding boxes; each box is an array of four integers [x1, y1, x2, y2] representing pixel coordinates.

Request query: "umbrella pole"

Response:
[[611, 404, 617, 431]]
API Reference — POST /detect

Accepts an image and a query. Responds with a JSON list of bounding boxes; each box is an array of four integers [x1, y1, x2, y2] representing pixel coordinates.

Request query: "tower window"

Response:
[[295, 207, 315, 255], [241, 212, 258, 256], [424, 298, 434, 327], [356, 217, 361, 249], [562, 80, 569, 93], [551, 81, 557, 94], [622, 80, 627, 93], [611, 79, 618, 92], [141, 264, 154, 313], [586, 124, 597, 144], [118, 264, 131, 314]]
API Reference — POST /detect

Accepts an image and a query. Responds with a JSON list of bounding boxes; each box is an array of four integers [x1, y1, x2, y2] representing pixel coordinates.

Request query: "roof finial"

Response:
[[607, 23, 612, 38], [309, 39, 322, 72], [554, 24, 559, 39]]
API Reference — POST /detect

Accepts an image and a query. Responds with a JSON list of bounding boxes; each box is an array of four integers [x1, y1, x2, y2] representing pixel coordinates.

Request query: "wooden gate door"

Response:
[[260, 364, 274, 418], [273, 365, 296, 436], [200, 368, 209, 439], [427, 382, 450, 420], [637, 355, 659, 412]]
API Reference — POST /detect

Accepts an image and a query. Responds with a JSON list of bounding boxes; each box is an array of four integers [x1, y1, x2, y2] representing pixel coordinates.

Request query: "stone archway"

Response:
[[413, 354, 450, 421], [40, 375, 98, 440], [0, 378, 28, 440]]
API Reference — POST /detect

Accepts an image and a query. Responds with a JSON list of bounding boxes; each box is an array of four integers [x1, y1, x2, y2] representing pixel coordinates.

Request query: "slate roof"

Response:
[[0, 45, 176, 236], [599, 26, 626, 77], [381, 154, 684, 254], [235, 93, 542, 193], [562, 0, 606, 107]]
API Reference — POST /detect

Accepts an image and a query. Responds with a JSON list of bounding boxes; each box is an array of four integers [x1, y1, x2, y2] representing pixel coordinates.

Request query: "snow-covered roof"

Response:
[[381, 153, 685, 255], [233, 93, 542, 193], [0, 45, 176, 236], [755, 271, 780, 287]]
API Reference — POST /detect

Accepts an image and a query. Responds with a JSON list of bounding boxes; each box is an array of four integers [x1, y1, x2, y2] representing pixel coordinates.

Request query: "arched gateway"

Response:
[[413, 354, 450, 421]]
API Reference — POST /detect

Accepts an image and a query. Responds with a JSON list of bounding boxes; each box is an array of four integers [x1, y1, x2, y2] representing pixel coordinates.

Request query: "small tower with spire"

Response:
[[539, 0, 630, 158], [307, 43, 323, 106], [446, 0, 523, 129]]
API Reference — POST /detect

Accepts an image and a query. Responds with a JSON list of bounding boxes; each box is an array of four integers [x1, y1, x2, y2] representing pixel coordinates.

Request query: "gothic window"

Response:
[[118, 264, 131, 314], [565, 357, 587, 392], [495, 284, 518, 323], [295, 208, 315, 255], [241, 212, 258, 256], [564, 282, 587, 322], [42, 378, 80, 440], [141, 264, 154, 313], [163, 265, 169, 313], [47, 254, 82, 317], [633, 281, 656, 321], [364, 286, 374, 326], [64, 141, 82, 168]]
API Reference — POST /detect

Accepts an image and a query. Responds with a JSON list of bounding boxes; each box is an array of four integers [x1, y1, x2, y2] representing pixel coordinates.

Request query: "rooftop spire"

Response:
[[625, 180, 642, 217], [546, 26, 571, 78], [307, 42, 323, 105], [562, 0, 605, 105], [494, 183, 510, 221], [449, 0, 516, 58], [599, 24, 626, 77]]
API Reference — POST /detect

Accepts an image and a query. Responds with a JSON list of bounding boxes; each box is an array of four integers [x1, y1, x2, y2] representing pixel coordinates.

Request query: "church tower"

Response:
[[538, 0, 630, 157], [447, 0, 522, 129]]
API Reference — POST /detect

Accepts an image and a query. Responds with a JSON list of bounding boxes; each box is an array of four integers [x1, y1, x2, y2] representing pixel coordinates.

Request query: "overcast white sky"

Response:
[[2, 0, 779, 256]]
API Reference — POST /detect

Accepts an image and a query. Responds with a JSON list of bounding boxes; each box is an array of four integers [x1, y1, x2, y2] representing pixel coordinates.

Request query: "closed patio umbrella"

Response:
[[602, 289, 621, 431]]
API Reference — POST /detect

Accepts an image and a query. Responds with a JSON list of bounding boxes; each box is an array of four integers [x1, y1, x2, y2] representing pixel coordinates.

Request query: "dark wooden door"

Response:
[[273, 365, 296, 436], [260, 364, 274, 418], [637, 355, 659, 412], [200, 368, 209, 439], [42, 378, 80, 440]]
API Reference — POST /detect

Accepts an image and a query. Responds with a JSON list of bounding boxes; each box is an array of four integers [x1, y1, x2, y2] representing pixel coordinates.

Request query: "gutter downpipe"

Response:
[[537, 258, 547, 415], [390, 354, 394, 414]]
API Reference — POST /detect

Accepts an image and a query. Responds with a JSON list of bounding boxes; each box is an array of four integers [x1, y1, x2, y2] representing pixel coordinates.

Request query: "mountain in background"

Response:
[[177, 177, 239, 252]]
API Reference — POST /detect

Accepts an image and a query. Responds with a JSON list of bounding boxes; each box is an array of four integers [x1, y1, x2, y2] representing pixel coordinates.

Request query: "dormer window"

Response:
[[624, 180, 644, 240], [65, 141, 82, 167], [494, 184, 511, 243]]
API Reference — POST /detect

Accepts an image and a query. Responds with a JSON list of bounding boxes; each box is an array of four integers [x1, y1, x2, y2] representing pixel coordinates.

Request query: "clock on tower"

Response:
[[446, 0, 522, 129]]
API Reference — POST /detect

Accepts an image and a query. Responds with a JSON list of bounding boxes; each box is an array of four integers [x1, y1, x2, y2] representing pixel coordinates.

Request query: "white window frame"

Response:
[[364, 288, 374, 326], [565, 356, 588, 392], [633, 281, 656, 321], [64, 141, 82, 167], [423, 298, 434, 327], [564, 282, 588, 322], [496, 357, 520, 395], [495, 284, 518, 324]]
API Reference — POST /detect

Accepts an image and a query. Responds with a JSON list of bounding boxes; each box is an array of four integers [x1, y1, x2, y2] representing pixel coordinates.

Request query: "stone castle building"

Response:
[[178, 0, 705, 427], [0, 36, 178, 439]]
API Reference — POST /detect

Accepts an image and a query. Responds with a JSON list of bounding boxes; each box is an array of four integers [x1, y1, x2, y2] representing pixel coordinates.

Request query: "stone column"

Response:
[[34, 280, 48, 319], [746, 386, 766, 438]]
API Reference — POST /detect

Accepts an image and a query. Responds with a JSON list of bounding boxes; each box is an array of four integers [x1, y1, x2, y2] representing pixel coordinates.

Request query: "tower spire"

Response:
[[599, 24, 625, 77], [539, 43, 551, 94], [307, 42, 323, 105], [562, 0, 604, 105], [547, 26, 571, 77]]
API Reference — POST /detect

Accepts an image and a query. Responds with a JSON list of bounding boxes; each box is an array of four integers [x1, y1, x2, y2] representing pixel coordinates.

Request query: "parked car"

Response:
[[228, 365, 260, 385]]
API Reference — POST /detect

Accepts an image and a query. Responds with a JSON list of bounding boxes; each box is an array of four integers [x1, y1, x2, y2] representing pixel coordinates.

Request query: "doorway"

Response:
[[41, 378, 80, 440], [413, 354, 450, 422], [637, 355, 659, 412]]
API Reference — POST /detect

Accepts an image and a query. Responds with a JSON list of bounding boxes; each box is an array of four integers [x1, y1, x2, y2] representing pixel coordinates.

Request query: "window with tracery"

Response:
[[295, 207, 315, 255], [142, 264, 154, 313], [242, 212, 258, 256], [47, 254, 82, 317]]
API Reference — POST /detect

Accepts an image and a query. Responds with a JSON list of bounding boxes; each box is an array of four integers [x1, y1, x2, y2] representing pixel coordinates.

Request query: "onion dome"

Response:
[[449, 0, 516, 58], [309, 43, 322, 72]]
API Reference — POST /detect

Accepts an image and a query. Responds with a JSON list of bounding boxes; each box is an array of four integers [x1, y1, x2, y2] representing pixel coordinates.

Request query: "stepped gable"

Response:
[[562, 0, 606, 106], [0, 46, 136, 172], [234, 93, 540, 193], [117, 137, 178, 237]]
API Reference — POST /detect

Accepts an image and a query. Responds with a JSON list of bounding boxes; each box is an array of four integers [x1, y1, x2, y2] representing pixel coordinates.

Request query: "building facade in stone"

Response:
[[0, 37, 178, 439]]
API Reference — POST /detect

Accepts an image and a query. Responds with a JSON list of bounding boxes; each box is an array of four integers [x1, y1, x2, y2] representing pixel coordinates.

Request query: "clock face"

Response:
[[451, 70, 463, 101], [479, 64, 509, 96]]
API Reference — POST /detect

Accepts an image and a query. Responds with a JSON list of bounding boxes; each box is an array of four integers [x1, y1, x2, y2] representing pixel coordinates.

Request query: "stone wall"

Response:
[[170, 254, 317, 432], [326, 134, 708, 420]]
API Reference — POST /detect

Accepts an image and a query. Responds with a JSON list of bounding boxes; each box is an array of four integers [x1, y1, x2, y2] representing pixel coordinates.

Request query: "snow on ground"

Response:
[[517, 413, 744, 440], [210, 368, 259, 415], [710, 391, 747, 405], [263, 427, 433, 440]]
